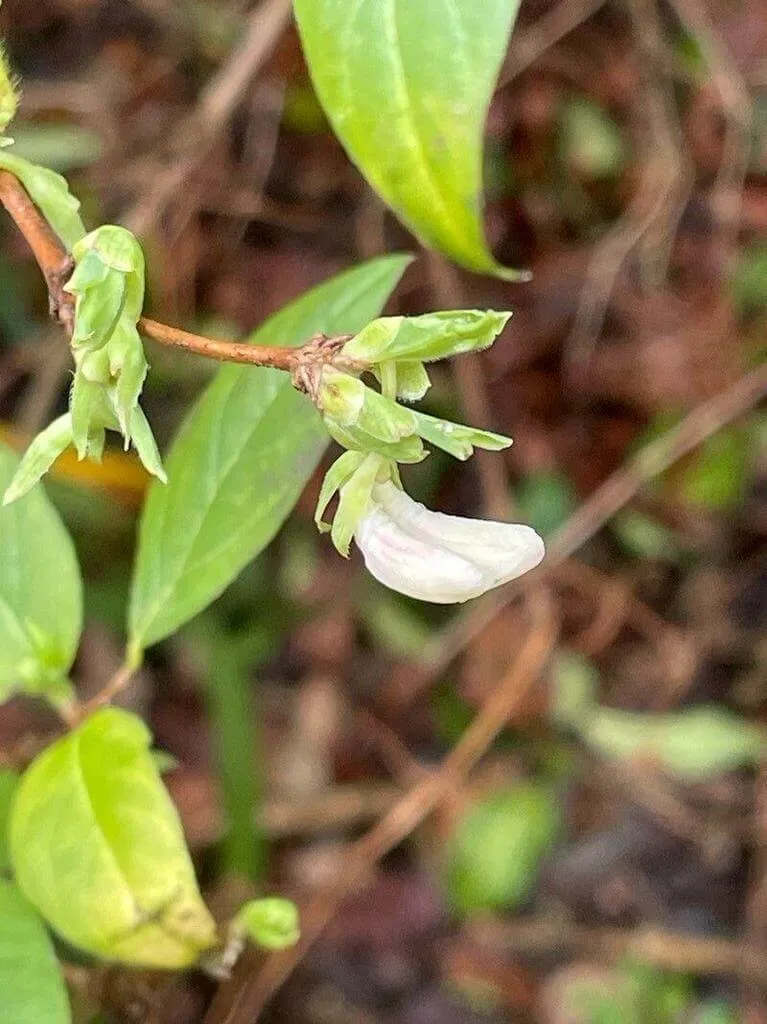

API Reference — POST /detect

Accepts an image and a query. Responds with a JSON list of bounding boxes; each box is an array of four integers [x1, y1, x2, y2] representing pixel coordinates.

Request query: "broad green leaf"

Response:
[[9, 708, 217, 968], [0, 443, 82, 702], [129, 255, 411, 653], [294, 0, 523, 277], [583, 706, 766, 781], [0, 880, 70, 1024], [446, 783, 559, 915]]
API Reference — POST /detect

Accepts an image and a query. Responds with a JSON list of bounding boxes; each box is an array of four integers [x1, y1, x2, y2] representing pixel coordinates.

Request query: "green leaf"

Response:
[[232, 898, 300, 951], [0, 443, 82, 702], [0, 769, 19, 872], [0, 880, 70, 1024], [294, 0, 524, 277], [9, 708, 217, 967], [582, 706, 766, 781], [446, 783, 559, 915], [129, 255, 411, 653]]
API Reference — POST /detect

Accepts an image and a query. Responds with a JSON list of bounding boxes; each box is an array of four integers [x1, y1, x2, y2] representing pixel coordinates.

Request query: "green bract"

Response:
[[343, 310, 511, 364], [10, 708, 217, 968]]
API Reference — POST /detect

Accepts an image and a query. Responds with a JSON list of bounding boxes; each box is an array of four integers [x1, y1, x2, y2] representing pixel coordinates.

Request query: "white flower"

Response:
[[354, 480, 545, 603]]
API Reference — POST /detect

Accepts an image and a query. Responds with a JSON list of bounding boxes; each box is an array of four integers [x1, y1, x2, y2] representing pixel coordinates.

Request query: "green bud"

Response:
[[343, 310, 511, 364], [411, 410, 512, 461], [232, 898, 300, 952], [331, 452, 383, 557], [318, 368, 417, 445], [68, 269, 126, 352], [72, 226, 145, 322], [315, 450, 366, 532], [3, 415, 73, 505], [0, 150, 86, 248]]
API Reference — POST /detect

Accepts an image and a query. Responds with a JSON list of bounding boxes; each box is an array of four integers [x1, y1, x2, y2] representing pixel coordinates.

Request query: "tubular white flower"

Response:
[[354, 480, 545, 603]]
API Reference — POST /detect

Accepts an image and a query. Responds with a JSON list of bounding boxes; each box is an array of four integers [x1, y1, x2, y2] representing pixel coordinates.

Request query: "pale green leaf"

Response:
[[583, 706, 766, 781], [447, 783, 559, 915], [9, 708, 217, 968], [129, 255, 411, 653], [0, 443, 82, 701], [294, 0, 524, 277], [0, 880, 70, 1024]]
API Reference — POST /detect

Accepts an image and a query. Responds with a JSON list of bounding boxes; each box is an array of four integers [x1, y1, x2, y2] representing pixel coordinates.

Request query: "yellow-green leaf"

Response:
[[9, 708, 217, 968], [294, 0, 523, 277]]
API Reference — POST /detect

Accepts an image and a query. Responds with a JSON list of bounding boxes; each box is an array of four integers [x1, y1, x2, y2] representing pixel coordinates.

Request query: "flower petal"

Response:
[[355, 504, 485, 603], [355, 482, 545, 603]]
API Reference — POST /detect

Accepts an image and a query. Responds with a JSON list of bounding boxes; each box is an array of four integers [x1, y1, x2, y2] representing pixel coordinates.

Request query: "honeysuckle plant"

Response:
[[0, 1, 549, 1016]]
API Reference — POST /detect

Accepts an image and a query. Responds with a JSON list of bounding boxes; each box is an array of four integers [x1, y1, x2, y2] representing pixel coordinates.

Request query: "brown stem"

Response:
[[137, 317, 298, 372], [0, 169, 345, 373]]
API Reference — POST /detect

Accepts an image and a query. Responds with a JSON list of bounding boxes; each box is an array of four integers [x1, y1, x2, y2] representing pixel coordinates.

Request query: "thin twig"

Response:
[[73, 663, 136, 723], [204, 588, 558, 1023], [0, 169, 343, 373]]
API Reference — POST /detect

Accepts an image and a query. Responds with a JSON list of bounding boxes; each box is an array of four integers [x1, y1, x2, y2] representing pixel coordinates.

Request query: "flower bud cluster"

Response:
[[312, 311, 545, 602], [4, 226, 165, 505]]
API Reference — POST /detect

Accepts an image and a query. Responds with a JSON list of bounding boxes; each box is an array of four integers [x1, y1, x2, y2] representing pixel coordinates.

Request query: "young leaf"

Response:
[[9, 708, 217, 968], [0, 443, 82, 702], [128, 255, 411, 655], [294, 0, 524, 278], [0, 880, 71, 1024]]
